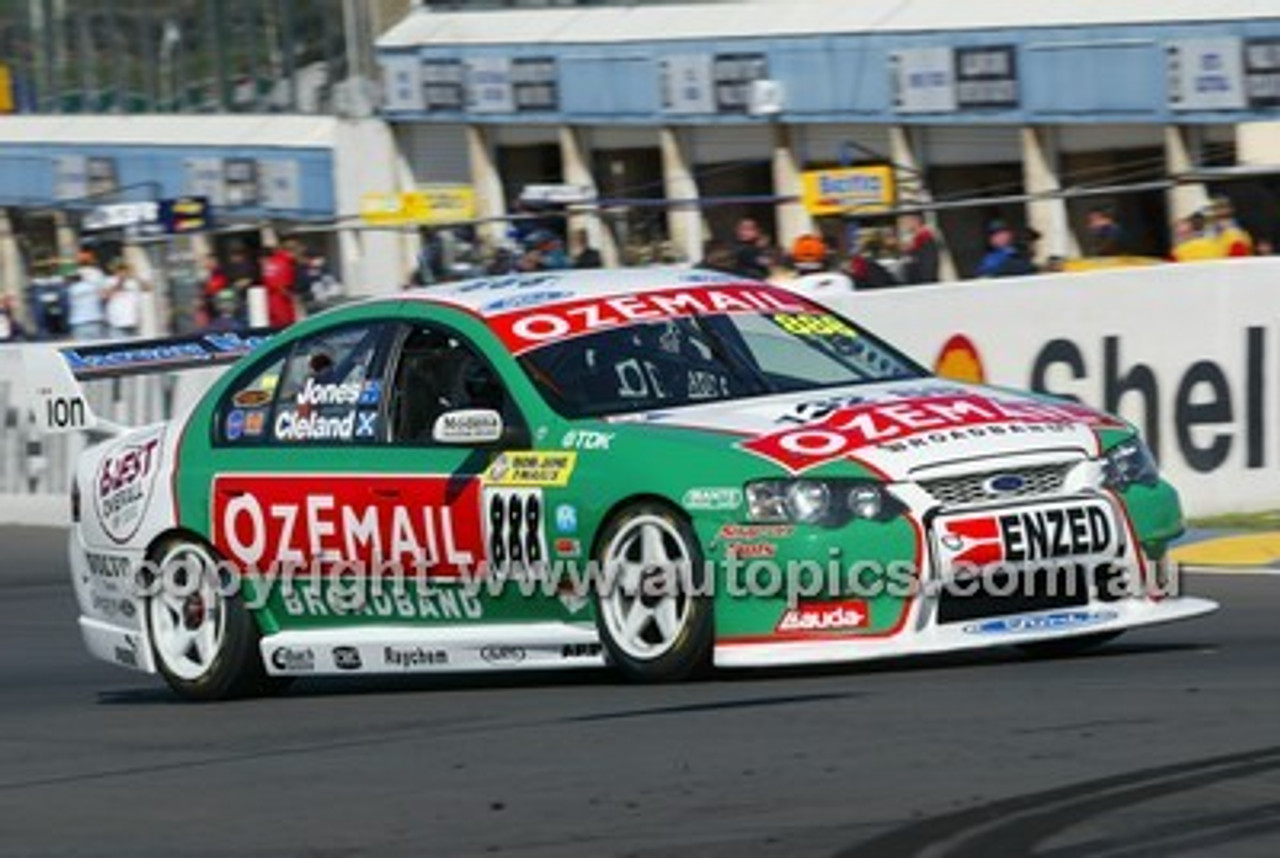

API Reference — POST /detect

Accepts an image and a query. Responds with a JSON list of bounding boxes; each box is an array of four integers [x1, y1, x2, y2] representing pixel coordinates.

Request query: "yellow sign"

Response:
[[800, 166, 896, 217], [0, 64, 14, 114], [359, 186, 477, 226], [484, 452, 577, 488]]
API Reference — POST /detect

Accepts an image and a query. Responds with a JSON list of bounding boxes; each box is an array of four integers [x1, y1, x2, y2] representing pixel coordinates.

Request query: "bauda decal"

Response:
[[937, 501, 1118, 568], [95, 429, 164, 544], [742, 393, 1118, 473], [213, 475, 483, 576], [776, 600, 870, 634]]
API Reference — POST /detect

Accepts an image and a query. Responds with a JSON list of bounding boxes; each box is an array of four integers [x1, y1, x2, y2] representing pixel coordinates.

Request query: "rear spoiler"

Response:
[[23, 329, 277, 437]]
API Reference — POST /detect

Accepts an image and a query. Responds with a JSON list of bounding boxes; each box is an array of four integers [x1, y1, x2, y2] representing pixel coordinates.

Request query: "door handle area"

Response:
[[370, 487, 402, 500]]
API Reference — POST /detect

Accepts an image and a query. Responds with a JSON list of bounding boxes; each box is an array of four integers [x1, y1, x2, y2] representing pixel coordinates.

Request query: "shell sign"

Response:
[[934, 334, 986, 383]]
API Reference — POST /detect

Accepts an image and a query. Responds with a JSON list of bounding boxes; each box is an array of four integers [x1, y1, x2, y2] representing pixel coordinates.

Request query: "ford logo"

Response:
[[983, 473, 1026, 495]]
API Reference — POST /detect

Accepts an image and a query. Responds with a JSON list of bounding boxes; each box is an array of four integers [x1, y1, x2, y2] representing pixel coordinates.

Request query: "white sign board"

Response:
[[892, 47, 957, 113], [183, 157, 225, 206], [380, 53, 424, 113], [1168, 38, 1246, 111], [826, 259, 1280, 516], [54, 155, 88, 201], [465, 57, 514, 113], [662, 54, 715, 114], [260, 160, 302, 211]]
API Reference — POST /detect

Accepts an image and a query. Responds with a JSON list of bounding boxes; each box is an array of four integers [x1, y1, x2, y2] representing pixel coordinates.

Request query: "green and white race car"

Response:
[[38, 269, 1216, 699]]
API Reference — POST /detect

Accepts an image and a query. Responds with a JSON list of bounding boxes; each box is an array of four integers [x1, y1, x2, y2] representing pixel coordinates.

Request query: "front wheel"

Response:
[[146, 538, 280, 701], [593, 503, 713, 682]]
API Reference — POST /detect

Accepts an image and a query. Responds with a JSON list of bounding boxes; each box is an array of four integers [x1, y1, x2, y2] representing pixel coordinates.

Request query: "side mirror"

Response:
[[431, 409, 504, 446]]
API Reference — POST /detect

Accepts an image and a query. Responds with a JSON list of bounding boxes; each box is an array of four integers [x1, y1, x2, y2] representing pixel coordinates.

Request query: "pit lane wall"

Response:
[[835, 257, 1280, 517], [1, 258, 1277, 524]]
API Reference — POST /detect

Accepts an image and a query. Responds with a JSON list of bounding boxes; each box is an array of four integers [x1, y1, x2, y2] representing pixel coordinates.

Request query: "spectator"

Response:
[[66, 252, 107, 340], [976, 220, 1037, 278], [104, 260, 143, 339], [571, 229, 603, 269], [1086, 206, 1125, 256], [296, 248, 339, 314], [224, 245, 258, 323], [261, 243, 298, 328], [898, 212, 941, 284], [200, 254, 229, 325], [847, 230, 898, 290], [0, 293, 25, 342], [697, 239, 737, 275], [1207, 196, 1254, 257], [785, 233, 854, 297], [1173, 212, 1223, 262], [730, 218, 773, 280]]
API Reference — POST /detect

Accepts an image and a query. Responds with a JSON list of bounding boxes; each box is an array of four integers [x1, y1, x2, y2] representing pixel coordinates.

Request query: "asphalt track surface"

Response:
[[2, 526, 1279, 857]]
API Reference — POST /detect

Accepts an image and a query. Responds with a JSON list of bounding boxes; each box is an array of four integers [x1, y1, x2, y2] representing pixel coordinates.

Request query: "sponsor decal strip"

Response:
[[486, 285, 813, 355], [741, 392, 1120, 474]]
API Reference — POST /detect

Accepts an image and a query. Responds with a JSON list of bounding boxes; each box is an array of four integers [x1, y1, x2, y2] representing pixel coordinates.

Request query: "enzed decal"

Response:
[[95, 428, 164, 544], [486, 285, 812, 354], [743, 393, 1120, 473], [484, 451, 576, 487], [963, 609, 1119, 636], [937, 501, 1117, 568], [682, 487, 743, 511], [213, 474, 483, 576], [775, 600, 870, 634]]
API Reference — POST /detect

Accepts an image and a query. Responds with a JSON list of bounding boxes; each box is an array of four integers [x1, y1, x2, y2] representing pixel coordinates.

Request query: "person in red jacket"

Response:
[[260, 243, 298, 328]]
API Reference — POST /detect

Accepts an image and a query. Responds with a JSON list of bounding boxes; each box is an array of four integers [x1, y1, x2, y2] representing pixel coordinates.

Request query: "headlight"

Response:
[[1103, 438, 1160, 490], [746, 479, 902, 526]]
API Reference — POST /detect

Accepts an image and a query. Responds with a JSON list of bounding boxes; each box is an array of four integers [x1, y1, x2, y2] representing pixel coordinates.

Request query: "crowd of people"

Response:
[[2, 250, 147, 343], [1, 198, 1273, 344], [196, 240, 338, 333]]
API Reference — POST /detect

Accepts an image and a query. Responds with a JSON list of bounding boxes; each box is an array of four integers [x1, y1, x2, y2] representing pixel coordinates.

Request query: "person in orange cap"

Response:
[[784, 233, 853, 298]]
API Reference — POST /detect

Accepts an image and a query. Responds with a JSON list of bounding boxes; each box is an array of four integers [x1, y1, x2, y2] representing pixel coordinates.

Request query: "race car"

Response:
[[31, 268, 1217, 699]]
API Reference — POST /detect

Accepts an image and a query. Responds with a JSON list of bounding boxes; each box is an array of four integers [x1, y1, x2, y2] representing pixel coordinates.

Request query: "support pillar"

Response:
[[770, 123, 812, 250], [467, 124, 509, 251], [1020, 126, 1079, 263], [559, 126, 619, 267], [889, 125, 958, 281], [1165, 125, 1210, 223], [660, 127, 704, 264]]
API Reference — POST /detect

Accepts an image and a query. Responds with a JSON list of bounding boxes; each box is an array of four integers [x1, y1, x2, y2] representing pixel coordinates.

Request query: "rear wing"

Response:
[[23, 329, 276, 436]]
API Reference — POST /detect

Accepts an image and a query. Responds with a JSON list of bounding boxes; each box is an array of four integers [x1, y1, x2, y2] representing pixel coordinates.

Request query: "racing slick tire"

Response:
[[593, 502, 713, 682], [145, 537, 284, 701], [1016, 630, 1124, 659]]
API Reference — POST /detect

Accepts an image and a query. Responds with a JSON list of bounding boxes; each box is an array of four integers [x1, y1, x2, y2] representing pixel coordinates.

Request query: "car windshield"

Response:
[[516, 292, 927, 419]]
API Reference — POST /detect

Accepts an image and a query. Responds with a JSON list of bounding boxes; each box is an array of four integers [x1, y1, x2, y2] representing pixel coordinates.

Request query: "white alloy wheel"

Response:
[[149, 541, 228, 682], [599, 514, 696, 662]]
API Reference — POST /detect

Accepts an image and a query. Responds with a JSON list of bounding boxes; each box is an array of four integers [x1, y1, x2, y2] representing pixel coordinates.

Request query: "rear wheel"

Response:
[[1017, 631, 1123, 659], [593, 503, 712, 682], [146, 538, 280, 701]]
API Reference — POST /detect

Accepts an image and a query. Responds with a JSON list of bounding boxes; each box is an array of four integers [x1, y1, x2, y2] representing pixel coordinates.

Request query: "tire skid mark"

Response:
[[839, 745, 1280, 858]]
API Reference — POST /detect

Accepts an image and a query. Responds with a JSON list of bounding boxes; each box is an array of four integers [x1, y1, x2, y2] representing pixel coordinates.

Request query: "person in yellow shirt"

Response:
[[1172, 213, 1222, 262], [1207, 196, 1254, 257]]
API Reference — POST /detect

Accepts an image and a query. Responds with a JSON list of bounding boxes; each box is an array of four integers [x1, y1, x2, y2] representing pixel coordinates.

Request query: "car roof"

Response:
[[399, 267, 748, 318]]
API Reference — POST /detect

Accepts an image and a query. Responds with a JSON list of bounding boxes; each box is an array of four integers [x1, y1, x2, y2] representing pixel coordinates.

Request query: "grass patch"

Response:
[[1187, 510, 1280, 531]]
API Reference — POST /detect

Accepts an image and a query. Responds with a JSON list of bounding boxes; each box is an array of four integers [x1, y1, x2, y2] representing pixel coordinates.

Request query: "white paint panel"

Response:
[[1058, 124, 1166, 153], [921, 125, 1022, 166], [400, 123, 471, 184], [690, 125, 772, 164], [823, 258, 1280, 516]]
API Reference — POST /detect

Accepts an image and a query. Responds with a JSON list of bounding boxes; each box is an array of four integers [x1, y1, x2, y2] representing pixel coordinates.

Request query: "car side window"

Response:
[[388, 324, 524, 446], [217, 322, 393, 447]]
